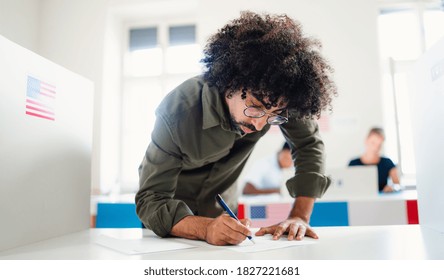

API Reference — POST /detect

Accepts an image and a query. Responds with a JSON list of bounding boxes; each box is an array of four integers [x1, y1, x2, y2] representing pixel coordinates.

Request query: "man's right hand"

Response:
[[205, 214, 252, 246]]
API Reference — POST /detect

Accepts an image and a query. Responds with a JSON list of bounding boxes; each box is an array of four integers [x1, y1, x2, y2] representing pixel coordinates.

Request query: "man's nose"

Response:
[[251, 117, 268, 131]]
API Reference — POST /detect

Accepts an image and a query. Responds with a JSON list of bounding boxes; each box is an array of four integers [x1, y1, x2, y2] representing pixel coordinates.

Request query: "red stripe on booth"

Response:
[[237, 203, 245, 219], [406, 200, 419, 224]]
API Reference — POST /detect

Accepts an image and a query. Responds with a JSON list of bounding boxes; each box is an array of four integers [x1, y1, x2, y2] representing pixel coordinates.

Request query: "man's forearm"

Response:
[[170, 215, 213, 240], [288, 196, 316, 222]]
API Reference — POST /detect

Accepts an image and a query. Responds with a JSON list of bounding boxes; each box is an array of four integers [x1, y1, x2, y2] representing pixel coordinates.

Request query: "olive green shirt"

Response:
[[135, 76, 331, 237]]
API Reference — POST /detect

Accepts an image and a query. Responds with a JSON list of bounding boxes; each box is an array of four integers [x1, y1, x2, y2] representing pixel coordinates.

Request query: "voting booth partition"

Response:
[[0, 35, 94, 251], [408, 35, 444, 234]]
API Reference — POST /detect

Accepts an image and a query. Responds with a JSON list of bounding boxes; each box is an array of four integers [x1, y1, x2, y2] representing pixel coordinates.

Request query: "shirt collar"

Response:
[[201, 81, 238, 133]]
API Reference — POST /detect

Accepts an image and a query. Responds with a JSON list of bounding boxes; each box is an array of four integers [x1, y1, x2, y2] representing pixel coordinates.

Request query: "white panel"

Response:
[[408, 36, 444, 233], [0, 35, 93, 251], [348, 200, 407, 226]]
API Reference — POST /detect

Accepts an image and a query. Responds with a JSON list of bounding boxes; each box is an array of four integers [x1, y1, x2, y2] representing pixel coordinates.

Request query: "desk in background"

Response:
[[238, 190, 419, 228], [90, 191, 418, 228], [91, 194, 140, 228]]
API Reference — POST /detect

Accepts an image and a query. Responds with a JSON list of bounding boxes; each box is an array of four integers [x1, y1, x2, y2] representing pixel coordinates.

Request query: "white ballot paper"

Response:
[[95, 229, 316, 254], [95, 232, 195, 255], [177, 229, 317, 253]]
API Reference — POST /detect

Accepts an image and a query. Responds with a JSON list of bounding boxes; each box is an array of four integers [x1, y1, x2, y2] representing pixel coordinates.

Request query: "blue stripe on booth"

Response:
[[310, 202, 349, 226], [96, 203, 143, 228]]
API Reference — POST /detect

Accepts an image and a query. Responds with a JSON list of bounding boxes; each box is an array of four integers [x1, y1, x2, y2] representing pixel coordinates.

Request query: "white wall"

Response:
[[0, 0, 41, 52], [98, 10, 124, 194], [0, 0, 384, 193], [38, 0, 109, 194]]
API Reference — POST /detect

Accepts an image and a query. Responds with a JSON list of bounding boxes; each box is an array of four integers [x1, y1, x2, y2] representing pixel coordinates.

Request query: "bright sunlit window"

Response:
[[379, 10, 422, 60], [125, 49, 163, 77], [166, 44, 202, 74]]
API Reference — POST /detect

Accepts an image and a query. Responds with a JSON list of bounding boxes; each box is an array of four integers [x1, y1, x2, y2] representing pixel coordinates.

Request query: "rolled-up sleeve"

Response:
[[280, 117, 331, 198], [135, 114, 192, 237]]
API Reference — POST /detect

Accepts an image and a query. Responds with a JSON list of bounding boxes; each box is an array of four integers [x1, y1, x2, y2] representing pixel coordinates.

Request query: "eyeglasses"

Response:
[[243, 101, 289, 125]]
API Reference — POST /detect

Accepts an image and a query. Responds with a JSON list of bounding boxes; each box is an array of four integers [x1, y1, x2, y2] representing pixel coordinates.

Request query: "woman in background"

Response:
[[349, 127, 400, 193]]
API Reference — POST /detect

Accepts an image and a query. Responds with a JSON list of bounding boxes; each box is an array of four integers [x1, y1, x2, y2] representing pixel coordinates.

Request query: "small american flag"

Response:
[[248, 203, 292, 228], [25, 76, 56, 121]]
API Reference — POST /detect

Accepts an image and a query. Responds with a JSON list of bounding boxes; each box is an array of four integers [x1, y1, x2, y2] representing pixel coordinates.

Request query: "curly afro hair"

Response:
[[201, 11, 337, 119]]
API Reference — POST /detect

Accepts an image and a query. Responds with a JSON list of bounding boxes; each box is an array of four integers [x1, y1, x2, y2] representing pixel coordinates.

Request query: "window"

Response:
[[378, 1, 444, 186], [121, 23, 202, 192], [125, 27, 162, 77]]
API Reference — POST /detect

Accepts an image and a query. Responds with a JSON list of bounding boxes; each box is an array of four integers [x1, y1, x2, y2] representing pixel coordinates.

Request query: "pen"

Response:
[[215, 194, 255, 244]]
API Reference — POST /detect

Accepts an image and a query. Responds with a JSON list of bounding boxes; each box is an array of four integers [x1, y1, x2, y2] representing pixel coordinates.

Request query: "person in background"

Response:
[[348, 127, 400, 193], [242, 142, 293, 195], [136, 11, 337, 246]]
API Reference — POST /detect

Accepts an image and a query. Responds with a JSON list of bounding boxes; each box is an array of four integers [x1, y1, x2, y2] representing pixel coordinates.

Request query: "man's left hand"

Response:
[[255, 217, 318, 241]]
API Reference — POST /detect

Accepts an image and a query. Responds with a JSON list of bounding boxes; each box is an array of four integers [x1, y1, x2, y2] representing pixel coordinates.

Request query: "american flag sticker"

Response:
[[248, 203, 292, 228], [25, 75, 56, 121]]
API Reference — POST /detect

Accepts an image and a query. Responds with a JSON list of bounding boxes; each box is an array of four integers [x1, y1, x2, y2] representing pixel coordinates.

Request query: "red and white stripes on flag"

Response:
[[25, 76, 56, 121]]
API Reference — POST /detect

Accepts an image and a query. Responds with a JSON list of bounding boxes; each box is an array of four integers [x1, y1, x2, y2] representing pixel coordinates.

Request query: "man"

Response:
[[136, 11, 336, 246], [242, 142, 293, 195]]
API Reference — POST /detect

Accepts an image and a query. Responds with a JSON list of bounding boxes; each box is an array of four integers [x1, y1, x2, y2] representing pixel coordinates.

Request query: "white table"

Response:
[[1, 225, 443, 260]]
